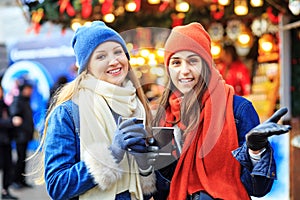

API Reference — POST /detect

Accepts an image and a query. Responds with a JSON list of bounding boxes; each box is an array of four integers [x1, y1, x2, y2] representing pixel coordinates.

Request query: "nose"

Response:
[[181, 60, 191, 74], [108, 55, 119, 66]]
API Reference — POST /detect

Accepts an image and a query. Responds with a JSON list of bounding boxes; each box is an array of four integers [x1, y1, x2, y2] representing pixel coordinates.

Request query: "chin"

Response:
[[114, 77, 127, 86], [179, 87, 194, 94]]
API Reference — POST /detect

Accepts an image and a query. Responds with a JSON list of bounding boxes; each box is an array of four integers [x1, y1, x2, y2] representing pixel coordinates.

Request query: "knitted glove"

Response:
[[130, 137, 159, 176], [246, 107, 291, 151], [110, 117, 148, 163]]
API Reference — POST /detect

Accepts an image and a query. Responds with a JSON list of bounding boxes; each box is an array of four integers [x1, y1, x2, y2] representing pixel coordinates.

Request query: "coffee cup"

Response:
[[121, 117, 144, 126], [152, 127, 175, 156]]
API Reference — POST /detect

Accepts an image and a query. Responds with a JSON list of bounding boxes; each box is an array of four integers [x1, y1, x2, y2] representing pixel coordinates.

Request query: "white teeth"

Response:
[[109, 68, 121, 74], [180, 79, 192, 83]]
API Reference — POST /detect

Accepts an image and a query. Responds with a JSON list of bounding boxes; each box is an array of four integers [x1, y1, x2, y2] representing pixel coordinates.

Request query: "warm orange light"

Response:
[[125, 2, 137, 12], [250, 0, 263, 7], [103, 13, 115, 23], [237, 26, 253, 48], [261, 41, 273, 52], [211, 42, 222, 59], [259, 34, 274, 53], [238, 34, 250, 45], [234, 0, 248, 15], [71, 21, 81, 31], [140, 49, 150, 57], [148, 0, 160, 4], [218, 0, 230, 6], [175, 1, 190, 12]]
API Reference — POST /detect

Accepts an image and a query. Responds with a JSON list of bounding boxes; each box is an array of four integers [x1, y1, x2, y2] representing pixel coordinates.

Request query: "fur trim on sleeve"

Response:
[[140, 172, 157, 195], [83, 143, 123, 190]]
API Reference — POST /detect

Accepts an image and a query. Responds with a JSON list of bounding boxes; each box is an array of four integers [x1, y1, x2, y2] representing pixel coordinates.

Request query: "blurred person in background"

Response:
[[218, 44, 251, 96], [48, 75, 68, 108], [0, 84, 22, 199], [9, 78, 34, 189], [49, 75, 68, 98]]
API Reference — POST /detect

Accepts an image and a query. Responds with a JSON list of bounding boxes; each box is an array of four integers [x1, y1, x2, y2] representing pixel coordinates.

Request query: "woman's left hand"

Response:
[[246, 107, 291, 151]]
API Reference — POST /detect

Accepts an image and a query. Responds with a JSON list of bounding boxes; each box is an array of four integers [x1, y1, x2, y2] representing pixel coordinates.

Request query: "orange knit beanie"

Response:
[[164, 22, 212, 70]]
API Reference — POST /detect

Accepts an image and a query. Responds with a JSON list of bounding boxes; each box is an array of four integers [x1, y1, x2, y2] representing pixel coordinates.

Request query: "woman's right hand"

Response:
[[110, 117, 147, 163]]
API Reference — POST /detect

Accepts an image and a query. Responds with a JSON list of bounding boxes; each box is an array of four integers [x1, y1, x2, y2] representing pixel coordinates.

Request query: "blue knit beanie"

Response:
[[71, 21, 130, 74]]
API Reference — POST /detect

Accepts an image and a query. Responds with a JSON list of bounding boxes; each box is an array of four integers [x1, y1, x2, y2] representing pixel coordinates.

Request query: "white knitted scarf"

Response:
[[77, 74, 145, 199]]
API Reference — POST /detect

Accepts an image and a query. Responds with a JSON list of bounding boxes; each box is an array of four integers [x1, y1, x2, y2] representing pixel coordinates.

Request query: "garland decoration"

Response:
[[81, 0, 93, 18], [21, 0, 294, 33], [59, 0, 76, 16]]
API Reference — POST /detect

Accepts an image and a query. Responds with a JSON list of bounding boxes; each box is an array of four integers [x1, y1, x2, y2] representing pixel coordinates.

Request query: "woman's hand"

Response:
[[110, 117, 148, 163], [246, 107, 291, 151]]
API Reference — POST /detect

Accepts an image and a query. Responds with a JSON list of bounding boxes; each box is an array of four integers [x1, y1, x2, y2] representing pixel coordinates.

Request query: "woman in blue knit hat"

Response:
[[32, 21, 157, 200]]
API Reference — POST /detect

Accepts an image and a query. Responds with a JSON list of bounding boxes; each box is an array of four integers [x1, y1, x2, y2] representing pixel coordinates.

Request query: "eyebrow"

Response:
[[113, 45, 122, 50], [170, 54, 199, 59], [94, 45, 122, 54]]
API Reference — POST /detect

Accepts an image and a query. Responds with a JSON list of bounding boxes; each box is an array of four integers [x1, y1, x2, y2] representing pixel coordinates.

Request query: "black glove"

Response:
[[246, 107, 292, 151], [129, 137, 159, 176]]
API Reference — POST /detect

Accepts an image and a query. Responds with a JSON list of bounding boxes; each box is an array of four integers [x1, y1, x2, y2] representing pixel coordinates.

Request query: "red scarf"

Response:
[[163, 90, 186, 130], [166, 68, 250, 200]]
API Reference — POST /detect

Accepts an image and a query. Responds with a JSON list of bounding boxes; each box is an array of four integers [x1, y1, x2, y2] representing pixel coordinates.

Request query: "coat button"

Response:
[[272, 172, 275, 177]]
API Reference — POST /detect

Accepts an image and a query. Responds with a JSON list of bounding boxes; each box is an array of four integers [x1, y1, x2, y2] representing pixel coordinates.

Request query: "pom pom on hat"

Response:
[[164, 22, 212, 70], [71, 21, 130, 74]]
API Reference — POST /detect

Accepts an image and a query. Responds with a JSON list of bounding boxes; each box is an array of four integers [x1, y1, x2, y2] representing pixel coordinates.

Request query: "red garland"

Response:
[[171, 13, 184, 27], [267, 7, 279, 24], [134, 0, 141, 12], [27, 8, 44, 34], [210, 4, 224, 20], [159, 1, 169, 12], [58, 0, 75, 16], [101, 0, 114, 15], [81, 0, 92, 18]]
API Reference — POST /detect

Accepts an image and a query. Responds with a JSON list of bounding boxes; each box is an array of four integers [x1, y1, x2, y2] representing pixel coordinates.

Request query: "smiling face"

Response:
[[168, 51, 203, 94], [88, 41, 129, 86]]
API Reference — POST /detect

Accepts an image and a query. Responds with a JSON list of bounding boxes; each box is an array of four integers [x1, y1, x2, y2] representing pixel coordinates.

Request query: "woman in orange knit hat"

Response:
[[151, 22, 291, 200]]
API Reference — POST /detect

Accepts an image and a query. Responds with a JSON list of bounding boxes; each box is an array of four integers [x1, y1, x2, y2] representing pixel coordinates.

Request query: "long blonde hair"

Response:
[[29, 65, 152, 184]]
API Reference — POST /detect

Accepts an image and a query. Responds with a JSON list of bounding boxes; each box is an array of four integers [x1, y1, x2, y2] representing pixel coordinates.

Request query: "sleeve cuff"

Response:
[[248, 148, 266, 166]]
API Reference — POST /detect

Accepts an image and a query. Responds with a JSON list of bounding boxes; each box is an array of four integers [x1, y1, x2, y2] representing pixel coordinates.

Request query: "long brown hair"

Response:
[[153, 59, 211, 138]]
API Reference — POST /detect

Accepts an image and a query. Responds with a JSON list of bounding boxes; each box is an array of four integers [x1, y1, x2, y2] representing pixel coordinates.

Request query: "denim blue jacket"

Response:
[[232, 95, 275, 196], [44, 101, 95, 200], [44, 100, 150, 200], [153, 95, 276, 199]]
